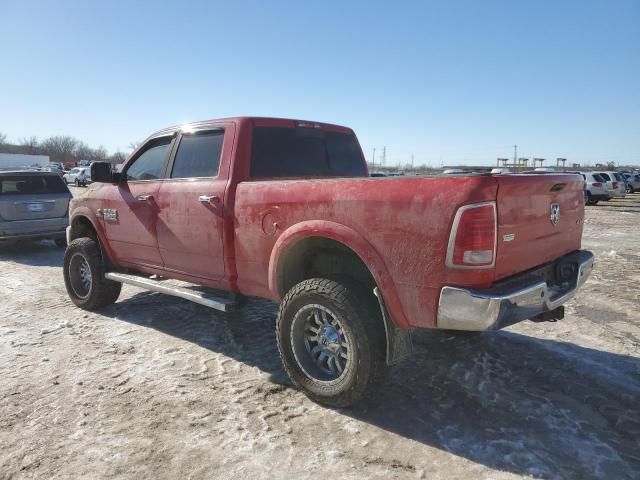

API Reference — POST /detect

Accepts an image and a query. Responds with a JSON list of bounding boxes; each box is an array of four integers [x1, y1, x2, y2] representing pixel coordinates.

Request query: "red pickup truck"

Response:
[[63, 117, 594, 407]]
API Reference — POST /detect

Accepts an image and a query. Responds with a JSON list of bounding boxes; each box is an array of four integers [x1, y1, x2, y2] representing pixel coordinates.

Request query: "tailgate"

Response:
[[494, 174, 584, 280]]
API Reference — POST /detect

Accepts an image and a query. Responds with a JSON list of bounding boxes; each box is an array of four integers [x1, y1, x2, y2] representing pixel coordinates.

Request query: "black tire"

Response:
[[276, 278, 385, 408], [54, 237, 67, 248], [75, 179, 80, 187], [63, 237, 121, 310], [591, 200, 599, 205], [584, 191, 591, 205]]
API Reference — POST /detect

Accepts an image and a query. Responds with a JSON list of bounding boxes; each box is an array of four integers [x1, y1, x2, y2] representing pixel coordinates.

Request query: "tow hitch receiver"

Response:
[[531, 306, 565, 323]]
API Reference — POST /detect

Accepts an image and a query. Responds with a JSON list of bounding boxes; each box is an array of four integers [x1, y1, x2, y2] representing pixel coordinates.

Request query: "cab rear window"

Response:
[[250, 127, 366, 178], [0, 175, 69, 195]]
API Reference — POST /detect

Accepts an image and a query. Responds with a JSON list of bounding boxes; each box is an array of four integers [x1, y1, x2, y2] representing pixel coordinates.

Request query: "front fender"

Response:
[[69, 207, 115, 264], [267, 220, 410, 329]]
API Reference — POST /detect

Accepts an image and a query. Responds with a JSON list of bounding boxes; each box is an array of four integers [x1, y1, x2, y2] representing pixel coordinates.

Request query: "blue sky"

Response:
[[1, 0, 638, 166]]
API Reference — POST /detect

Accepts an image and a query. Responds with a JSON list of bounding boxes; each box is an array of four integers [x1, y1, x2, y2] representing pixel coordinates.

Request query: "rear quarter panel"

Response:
[[234, 176, 498, 328]]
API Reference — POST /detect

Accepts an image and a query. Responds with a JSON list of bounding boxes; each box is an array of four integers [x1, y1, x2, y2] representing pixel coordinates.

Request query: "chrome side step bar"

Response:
[[104, 272, 235, 312]]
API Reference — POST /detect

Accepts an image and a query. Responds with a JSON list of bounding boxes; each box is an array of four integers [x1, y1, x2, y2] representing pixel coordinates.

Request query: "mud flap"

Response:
[[373, 287, 413, 365]]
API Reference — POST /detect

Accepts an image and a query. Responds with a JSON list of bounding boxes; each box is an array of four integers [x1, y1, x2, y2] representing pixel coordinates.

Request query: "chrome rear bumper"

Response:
[[437, 250, 594, 331]]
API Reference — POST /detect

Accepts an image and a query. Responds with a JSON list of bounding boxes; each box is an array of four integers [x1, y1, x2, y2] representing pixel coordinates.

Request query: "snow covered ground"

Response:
[[0, 189, 638, 479]]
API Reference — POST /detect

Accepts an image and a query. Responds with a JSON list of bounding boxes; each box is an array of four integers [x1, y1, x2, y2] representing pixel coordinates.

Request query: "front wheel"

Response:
[[276, 278, 385, 408], [75, 179, 80, 187], [63, 237, 121, 310]]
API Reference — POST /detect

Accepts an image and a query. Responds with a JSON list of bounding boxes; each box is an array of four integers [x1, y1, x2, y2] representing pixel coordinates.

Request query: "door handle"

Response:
[[198, 195, 220, 205], [136, 194, 153, 202]]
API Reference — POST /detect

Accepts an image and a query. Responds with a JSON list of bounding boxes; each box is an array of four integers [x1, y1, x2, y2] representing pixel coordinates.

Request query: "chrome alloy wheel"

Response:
[[69, 252, 92, 299], [291, 304, 351, 383]]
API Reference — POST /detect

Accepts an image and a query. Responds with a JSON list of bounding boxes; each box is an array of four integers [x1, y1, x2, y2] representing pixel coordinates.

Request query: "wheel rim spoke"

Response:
[[69, 253, 92, 299], [298, 305, 350, 381]]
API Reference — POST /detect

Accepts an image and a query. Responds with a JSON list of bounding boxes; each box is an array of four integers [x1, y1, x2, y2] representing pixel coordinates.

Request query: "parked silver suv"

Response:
[[594, 171, 626, 199], [578, 171, 610, 205], [0, 170, 71, 246]]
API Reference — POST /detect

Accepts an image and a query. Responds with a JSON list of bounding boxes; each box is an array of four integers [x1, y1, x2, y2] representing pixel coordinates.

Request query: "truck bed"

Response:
[[233, 173, 585, 329]]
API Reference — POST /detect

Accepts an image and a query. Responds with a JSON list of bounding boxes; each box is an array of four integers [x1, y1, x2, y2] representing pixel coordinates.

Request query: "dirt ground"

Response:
[[1, 188, 639, 480]]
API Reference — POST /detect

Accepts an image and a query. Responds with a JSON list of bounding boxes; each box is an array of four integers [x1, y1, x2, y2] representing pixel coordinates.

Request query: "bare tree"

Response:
[[0, 132, 7, 147], [128, 141, 142, 151], [110, 151, 127, 164], [92, 146, 108, 162], [41, 136, 78, 164], [74, 141, 94, 161], [19, 136, 40, 154]]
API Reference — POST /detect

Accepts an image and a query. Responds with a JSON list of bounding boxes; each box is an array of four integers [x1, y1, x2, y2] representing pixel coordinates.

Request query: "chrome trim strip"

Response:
[[437, 250, 594, 331]]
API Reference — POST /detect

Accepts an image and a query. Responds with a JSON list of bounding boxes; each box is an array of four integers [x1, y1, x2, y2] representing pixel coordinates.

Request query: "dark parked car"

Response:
[[0, 170, 71, 246]]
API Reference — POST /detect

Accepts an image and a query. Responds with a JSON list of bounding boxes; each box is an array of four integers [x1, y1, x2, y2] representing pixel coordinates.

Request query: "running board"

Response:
[[104, 272, 235, 312]]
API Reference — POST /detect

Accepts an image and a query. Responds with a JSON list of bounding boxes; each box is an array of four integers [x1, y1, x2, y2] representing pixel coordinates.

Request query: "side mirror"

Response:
[[91, 162, 117, 183]]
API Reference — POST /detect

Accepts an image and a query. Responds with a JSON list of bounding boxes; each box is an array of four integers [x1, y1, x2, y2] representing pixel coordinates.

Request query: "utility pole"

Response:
[[411, 153, 414, 171], [372, 147, 376, 171], [513, 144, 518, 164], [382, 146, 386, 167]]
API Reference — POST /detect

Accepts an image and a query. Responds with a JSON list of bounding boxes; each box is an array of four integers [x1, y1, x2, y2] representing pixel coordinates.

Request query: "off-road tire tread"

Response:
[[63, 237, 121, 310], [276, 277, 385, 408]]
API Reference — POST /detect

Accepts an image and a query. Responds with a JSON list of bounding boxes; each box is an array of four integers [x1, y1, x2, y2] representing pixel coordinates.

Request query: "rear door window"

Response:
[[598, 173, 611, 181], [250, 127, 366, 178], [0, 175, 69, 195], [170, 130, 224, 179]]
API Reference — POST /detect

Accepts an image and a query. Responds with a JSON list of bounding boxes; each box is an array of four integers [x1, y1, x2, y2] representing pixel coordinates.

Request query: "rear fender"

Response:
[[268, 220, 410, 329]]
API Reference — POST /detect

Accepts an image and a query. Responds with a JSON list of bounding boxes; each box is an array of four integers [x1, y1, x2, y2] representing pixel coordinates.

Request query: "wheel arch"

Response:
[[68, 210, 115, 265], [268, 220, 410, 329]]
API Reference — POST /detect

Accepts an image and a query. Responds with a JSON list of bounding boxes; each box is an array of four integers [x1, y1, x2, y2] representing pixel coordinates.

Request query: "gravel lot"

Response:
[[1, 187, 639, 479]]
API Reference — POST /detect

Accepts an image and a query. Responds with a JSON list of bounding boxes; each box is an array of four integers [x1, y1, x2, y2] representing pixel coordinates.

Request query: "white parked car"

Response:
[[578, 172, 610, 205], [594, 171, 626, 199], [63, 167, 92, 187]]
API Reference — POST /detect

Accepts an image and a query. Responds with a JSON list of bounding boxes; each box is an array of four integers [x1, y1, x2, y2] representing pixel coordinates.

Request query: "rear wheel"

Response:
[[276, 278, 385, 408], [584, 191, 591, 205], [75, 179, 80, 187], [63, 237, 121, 310]]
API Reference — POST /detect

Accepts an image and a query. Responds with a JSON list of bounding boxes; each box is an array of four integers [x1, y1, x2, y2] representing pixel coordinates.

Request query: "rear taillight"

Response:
[[613, 181, 619, 189], [592, 182, 602, 188], [446, 202, 497, 269]]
